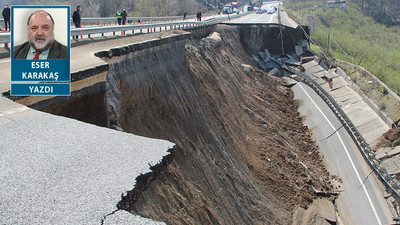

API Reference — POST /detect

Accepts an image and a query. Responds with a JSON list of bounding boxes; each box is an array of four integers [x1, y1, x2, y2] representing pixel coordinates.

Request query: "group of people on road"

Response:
[[116, 8, 127, 25]]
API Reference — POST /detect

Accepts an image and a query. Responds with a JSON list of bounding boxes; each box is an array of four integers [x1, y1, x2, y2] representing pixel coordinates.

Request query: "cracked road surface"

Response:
[[0, 97, 173, 224]]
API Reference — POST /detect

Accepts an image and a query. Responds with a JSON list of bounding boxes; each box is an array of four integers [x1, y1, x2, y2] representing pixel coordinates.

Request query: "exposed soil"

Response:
[[41, 90, 107, 127], [376, 125, 400, 148], [105, 26, 336, 224]]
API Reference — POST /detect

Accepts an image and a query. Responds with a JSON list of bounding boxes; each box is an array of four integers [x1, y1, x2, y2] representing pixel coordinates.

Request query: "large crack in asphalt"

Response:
[[117, 147, 176, 212], [100, 209, 120, 225], [100, 146, 176, 224]]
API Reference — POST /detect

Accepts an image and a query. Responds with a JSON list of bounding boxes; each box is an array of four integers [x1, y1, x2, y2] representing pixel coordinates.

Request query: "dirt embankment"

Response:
[[105, 26, 335, 224]]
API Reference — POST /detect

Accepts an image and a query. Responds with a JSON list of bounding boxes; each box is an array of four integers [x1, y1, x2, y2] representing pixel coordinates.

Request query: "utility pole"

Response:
[[327, 33, 331, 56], [278, 7, 285, 56]]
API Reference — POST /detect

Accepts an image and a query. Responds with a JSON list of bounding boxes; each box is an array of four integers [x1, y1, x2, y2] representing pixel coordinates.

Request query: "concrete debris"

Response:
[[246, 108, 255, 118], [301, 56, 314, 64], [297, 39, 310, 50], [254, 47, 308, 72], [287, 151, 297, 160], [286, 54, 301, 66], [252, 38, 312, 73], [321, 76, 333, 89], [268, 68, 283, 77], [241, 63, 253, 72], [294, 46, 304, 56], [295, 45, 304, 56], [255, 80, 263, 88]]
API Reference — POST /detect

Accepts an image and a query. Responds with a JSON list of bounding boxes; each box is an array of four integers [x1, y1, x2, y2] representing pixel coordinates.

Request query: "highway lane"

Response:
[[225, 1, 298, 28], [292, 81, 394, 224]]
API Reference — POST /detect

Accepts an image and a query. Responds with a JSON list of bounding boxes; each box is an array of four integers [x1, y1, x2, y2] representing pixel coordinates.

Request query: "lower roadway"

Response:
[[292, 81, 393, 225]]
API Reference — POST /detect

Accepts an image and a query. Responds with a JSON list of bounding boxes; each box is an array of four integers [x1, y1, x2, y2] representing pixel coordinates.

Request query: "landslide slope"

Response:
[[105, 26, 333, 224]]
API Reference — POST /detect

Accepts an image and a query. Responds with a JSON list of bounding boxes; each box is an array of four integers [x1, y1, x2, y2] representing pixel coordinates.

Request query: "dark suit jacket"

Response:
[[14, 40, 68, 59]]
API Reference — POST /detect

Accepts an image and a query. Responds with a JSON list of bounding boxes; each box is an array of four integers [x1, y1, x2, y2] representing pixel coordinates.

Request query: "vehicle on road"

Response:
[[256, 8, 263, 14], [223, 7, 233, 14], [266, 6, 277, 14], [223, 4, 233, 14]]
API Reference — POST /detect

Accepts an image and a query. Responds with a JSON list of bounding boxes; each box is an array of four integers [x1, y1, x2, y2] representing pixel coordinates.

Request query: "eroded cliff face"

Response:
[[105, 26, 333, 224]]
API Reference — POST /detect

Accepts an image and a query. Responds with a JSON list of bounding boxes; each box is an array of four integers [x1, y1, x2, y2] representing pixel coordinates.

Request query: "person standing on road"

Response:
[[72, 5, 81, 39], [2, 3, 10, 32], [121, 9, 127, 25], [197, 11, 202, 21], [183, 12, 187, 20], [116, 9, 122, 25]]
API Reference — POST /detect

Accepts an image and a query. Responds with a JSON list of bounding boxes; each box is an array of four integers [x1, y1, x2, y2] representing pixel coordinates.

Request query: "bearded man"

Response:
[[14, 10, 67, 60]]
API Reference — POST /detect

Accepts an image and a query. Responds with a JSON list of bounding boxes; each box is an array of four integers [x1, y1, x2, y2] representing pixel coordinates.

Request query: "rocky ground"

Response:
[[104, 26, 338, 224]]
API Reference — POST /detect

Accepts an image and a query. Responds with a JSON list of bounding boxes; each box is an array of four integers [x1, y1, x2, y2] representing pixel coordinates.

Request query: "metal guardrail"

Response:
[[70, 21, 202, 37], [0, 33, 8, 43], [283, 61, 400, 198], [0, 13, 247, 45], [0, 16, 195, 26], [76, 16, 197, 25]]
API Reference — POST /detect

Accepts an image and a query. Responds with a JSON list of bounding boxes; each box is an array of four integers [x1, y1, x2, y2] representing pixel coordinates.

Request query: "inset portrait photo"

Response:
[[11, 5, 71, 92], [12, 6, 70, 60]]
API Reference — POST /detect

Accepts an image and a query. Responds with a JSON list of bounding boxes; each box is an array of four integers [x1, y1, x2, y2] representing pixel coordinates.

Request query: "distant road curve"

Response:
[[223, 1, 298, 28]]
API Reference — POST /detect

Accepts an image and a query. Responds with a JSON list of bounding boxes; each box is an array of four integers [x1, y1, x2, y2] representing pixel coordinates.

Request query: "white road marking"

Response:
[[249, 15, 265, 23], [267, 14, 275, 24], [297, 82, 382, 225]]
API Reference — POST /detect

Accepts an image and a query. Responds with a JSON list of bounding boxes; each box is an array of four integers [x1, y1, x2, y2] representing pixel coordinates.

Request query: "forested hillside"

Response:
[[286, 0, 400, 93], [352, 0, 400, 25], [289, 0, 400, 25]]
